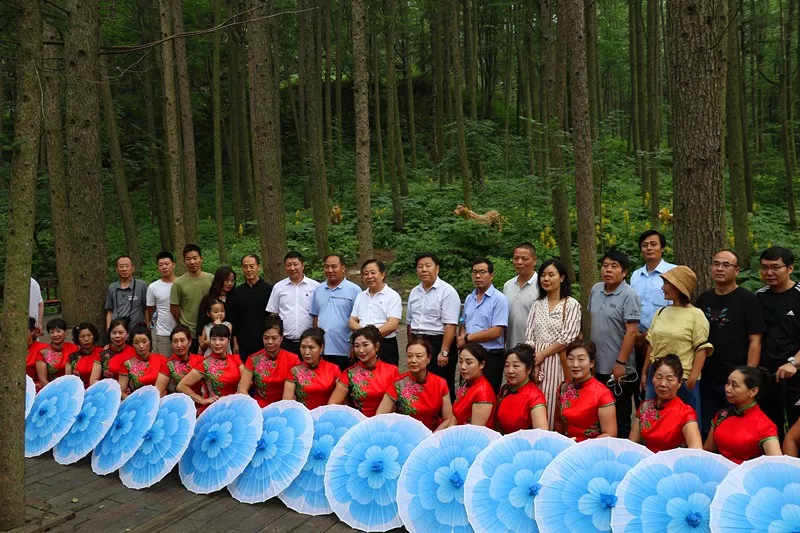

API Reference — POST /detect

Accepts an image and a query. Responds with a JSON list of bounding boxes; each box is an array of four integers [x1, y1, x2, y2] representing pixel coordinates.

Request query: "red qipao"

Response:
[[160, 354, 206, 395], [711, 402, 778, 464], [387, 372, 449, 430], [26, 341, 49, 380], [338, 360, 400, 417], [244, 349, 300, 408], [636, 397, 697, 453], [36, 343, 78, 382], [69, 348, 102, 388], [287, 359, 339, 410], [558, 377, 615, 442], [452, 375, 497, 428], [97, 344, 136, 380], [191, 353, 243, 401], [120, 353, 167, 392], [495, 380, 547, 435]]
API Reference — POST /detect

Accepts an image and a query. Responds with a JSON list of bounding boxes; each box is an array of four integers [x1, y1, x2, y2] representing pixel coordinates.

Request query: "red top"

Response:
[[97, 344, 137, 380], [338, 360, 400, 417], [120, 353, 168, 391], [26, 341, 49, 380], [636, 397, 698, 453], [68, 347, 102, 388], [160, 354, 206, 397], [495, 380, 547, 435], [244, 349, 300, 408], [712, 402, 778, 464], [558, 377, 615, 442], [453, 375, 497, 428], [191, 353, 243, 400], [287, 359, 339, 410], [36, 343, 78, 381], [387, 372, 449, 430]]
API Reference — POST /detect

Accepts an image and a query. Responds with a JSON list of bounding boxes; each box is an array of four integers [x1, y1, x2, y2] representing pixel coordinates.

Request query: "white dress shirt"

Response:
[[351, 284, 403, 338], [265, 276, 320, 340], [406, 277, 461, 335]]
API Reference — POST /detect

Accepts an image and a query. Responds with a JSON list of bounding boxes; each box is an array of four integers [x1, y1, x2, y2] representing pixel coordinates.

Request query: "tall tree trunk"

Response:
[[635, 0, 649, 200], [400, 0, 417, 169], [667, 0, 727, 292], [352, 0, 373, 264], [227, 13, 244, 232], [432, 4, 446, 187], [726, 0, 750, 266], [450, 0, 472, 206], [159, 0, 187, 260], [248, 0, 287, 280], [567, 0, 598, 334], [335, 0, 344, 157], [0, 1, 41, 527], [519, 27, 536, 181], [324, 0, 334, 167], [101, 63, 142, 269], [384, 0, 404, 226], [647, 0, 661, 227], [739, 18, 754, 212], [503, 13, 513, 179], [231, 4, 255, 221], [585, 0, 600, 139], [629, 0, 641, 160], [212, 0, 226, 263], [372, 32, 385, 191], [780, 0, 797, 229]]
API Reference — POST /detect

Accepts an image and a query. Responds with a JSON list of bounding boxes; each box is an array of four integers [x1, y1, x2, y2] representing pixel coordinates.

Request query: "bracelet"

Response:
[[615, 359, 627, 366]]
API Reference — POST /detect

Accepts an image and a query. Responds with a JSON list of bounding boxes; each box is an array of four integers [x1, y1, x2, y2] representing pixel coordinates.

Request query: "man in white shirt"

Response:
[[146, 251, 178, 355], [266, 251, 320, 355], [503, 243, 539, 349], [350, 259, 403, 366], [29, 278, 44, 334], [406, 253, 462, 397]]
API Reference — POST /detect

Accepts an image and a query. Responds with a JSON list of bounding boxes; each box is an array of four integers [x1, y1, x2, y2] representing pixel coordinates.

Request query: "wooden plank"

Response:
[[7, 511, 77, 533], [127, 493, 214, 533], [228, 499, 290, 532], [287, 514, 339, 533], [256, 508, 312, 532]]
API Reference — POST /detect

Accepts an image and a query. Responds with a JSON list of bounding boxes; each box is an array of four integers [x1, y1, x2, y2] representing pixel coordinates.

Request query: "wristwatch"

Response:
[[442, 350, 449, 358], [789, 356, 799, 368]]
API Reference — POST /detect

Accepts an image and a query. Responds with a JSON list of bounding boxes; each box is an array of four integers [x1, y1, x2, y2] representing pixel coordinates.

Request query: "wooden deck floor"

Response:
[[14, 455, 404, 533]]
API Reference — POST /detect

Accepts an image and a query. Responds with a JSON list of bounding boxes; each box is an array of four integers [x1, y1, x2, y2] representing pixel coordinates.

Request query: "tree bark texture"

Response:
[[779, 0, 797, 229], [212, 0, 227, 263], [384, 0, 404, 227], [450, 0, 472, 207], [372, 32, 385, 191], [400, 0, 417, 169], [647, 0, 661, 227], [352, 0, 374, 264]]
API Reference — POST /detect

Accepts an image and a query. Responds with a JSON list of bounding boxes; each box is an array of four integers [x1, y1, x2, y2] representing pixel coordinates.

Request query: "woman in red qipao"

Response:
[[239, 316, 300, 408], [704, 366, 781, 464], [118, 324, 168, 399], [36, 318, 78, 387], [629, 355, 702, 452], [329, 325, 399, 417], [65, 322, 103, 388], [91, 318, 136, 384], [495, 345, 548, 434], [283, 327, 339, 410], [555, 339, 617, 442], [377, 337, 454, 431], [159, 325, 205, 398], [179, 324, 241, 413], [452, 344, 497, 428], [26, 317, 49, 383]]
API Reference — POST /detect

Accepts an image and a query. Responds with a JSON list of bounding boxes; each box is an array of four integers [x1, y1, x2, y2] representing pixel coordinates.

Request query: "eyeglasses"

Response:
[[760, 264, 788, 273], [472, 270, 490, 276], [711, 261, 738, 269]]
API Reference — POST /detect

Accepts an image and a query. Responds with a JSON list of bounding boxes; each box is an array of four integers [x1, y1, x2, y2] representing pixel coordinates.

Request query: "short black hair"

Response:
[[241, 253, 260, 265], [73, 322, 101, 345], [506, 344, 535, 370], [209, 323, 232, 338], [264, 315, 284, 336], [415, 253, 440, 267], [361, 259, 387, 273], [760, 246, 794, 267], [600, 251, 630, 271], [472, 257, 494, 274], [129, 322, 152, 341], [170, 324, 192, 341], [156, 251, 175, 263], [513, 242, 537, 256], [536, 259, 572, 300], [324, 253, 346, 266], [46, 318, 68, 332], [183, 244, 202, 257], [116, 255, 133, 266], [638, 229, 667, 248], [284, 251, 305, 263]]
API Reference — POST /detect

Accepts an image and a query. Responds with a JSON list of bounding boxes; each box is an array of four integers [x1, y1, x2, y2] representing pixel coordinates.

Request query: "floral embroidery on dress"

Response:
[[347, 366, 373, 410], [204, 356, 228, 396], [252, 355, 278, 397], [455, 383, 468, 401], [41, 348, 63, 379], [395, 378, 424, 416], [559, 382, 578, 409], [638, 400, 660, 430], [169, 359, 191, 384], [292, 366, 315, 405], [714, 408, 732, 427], [583, 423, 601, 439], [126, 357, 149, 390]]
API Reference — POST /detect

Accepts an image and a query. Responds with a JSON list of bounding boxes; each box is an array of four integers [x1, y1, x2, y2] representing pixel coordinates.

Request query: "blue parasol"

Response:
[[710, 455, 800, 532], [325, 413, 432, 532], [464, 429, 575, 533], [91, 385, 160, 475], [25, 374, 35, 419], [535, 438, 652, 533], [397, 425, 500, 533], [119, 393, 196, 489], [228, 400, 314, 504], [25, 375, 85, 457], [179, 394, 262, 494], [279, 405, 367, 515], [612, 449, 735, 533], [54, 379, 121, 465]]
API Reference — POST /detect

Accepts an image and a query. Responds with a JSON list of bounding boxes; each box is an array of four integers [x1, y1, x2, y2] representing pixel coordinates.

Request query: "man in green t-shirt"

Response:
[[170, 244, 213, 351]]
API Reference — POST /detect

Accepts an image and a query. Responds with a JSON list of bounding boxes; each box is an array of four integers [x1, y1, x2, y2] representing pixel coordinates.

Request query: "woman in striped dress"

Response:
[[524, 259, 582, 430]]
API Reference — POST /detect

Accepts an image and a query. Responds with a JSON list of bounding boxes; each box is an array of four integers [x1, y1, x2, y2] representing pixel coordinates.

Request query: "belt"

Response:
[[411, 331, 444, 337]]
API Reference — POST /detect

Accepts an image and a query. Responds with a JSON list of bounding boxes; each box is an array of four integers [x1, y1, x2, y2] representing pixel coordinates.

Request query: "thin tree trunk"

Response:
[[335, 0, 344, 157], [739, 17, 754, 212], [352, 0, 373, 264], [503, 13, 513, 179], [0, 1, 41, 526], [372, 32, 385, 191], [585, 0, 600, 139], [647, 0, 661, 226], [432, 5, 446, 187], [324, 0, 334, 167], [629, 0, 641, 162], [236, 12, 255, 220], [384, 0, 404, 227], [635, 0, 649, 200], [227, 6, 244, 232], [400, 0, 417, 169], [779, 0, 797, 229], [212, 0, 226, 262], [450, 0, 472, 206]]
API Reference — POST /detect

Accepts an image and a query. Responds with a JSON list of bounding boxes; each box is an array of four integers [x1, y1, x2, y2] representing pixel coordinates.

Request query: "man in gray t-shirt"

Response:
[[105, 255, 148, 329], [588, 251, 641, 438]]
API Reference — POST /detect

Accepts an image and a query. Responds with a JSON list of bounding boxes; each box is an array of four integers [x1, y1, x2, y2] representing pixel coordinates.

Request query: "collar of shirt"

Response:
[[409, 371, 429, 384], [418, 277, 443, 293], [733, 401, 757, 416], [636, 259, 674, 278], [471, 284, 498, 301], [603, 280, 629, 296], [573, 376, 593, 389], [653, 396, 678, 410], [292, 276, 313, 286], [511, 273, 538, 287], [506, 378, 530, 394], [325, 279, 347, 291], [369, 284, 391, 297]]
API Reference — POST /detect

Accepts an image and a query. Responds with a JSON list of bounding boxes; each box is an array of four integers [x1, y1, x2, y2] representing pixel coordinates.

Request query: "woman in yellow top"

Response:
[[639, 266, 713, 419]]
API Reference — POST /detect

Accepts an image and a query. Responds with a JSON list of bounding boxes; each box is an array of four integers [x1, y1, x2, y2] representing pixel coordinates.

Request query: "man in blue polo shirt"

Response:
[[311, 254, 362, 370], [457, 257, 510, 393]]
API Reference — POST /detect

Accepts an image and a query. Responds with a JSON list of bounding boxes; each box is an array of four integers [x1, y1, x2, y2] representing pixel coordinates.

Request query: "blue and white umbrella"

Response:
[[119, 393, 196, 489], [325, 413, 432, 532], [25, 375, 85, 457], [179, 394, 262, 494], [464, 429, 575, 533], [91, 385, 159, 475], [228, 400, 314, 504], [54, 379, 121, 465], [279, 405, 367, 515], [397, 425, 500, 533], [710, 455, 800, 532], [535, 438, 652, 533], [24, 375, 35, 419], [612, 449, 735, 533]]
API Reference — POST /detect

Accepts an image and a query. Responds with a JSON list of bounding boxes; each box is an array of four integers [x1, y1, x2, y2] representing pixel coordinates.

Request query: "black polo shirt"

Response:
[[228, 278, 273, 354]]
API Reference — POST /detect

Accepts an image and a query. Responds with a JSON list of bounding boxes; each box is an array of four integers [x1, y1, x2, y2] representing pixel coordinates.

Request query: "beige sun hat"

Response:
[[660, 265, 697, 300]]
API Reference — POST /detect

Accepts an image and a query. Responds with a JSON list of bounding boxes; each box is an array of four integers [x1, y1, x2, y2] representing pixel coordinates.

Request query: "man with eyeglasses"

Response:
[[457, 258, 509, 393], [588, 251, 641, 438], [756, 246, 800, 437], [695, 250, 765, 438]]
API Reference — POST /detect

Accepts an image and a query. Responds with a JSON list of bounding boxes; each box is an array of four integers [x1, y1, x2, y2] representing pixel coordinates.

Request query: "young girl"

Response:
[[198, 300, 234, 355]]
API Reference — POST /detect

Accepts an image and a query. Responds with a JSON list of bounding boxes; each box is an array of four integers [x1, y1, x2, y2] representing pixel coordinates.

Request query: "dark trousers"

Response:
[[701, 380, 727, 439], [596, 372, 637, 439], [759, 378, 800, 440], [379, 337, 399, 366], [484, 349, 505, 395], [281, 338, 301, 356], [323, 353, 351, 372], [413, 333, 457, 399], [633, 339, 648, 410]]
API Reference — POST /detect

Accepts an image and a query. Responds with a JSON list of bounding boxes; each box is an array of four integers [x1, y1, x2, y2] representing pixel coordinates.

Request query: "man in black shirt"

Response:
[[756, 246, 800, 437], [227, 254, 273, 361], [695, 250, 765, 437]]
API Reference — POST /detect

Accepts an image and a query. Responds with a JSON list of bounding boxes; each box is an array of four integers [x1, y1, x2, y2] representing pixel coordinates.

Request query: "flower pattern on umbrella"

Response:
[[25, 375, 85, 457], [54, 379, 121, 465]]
